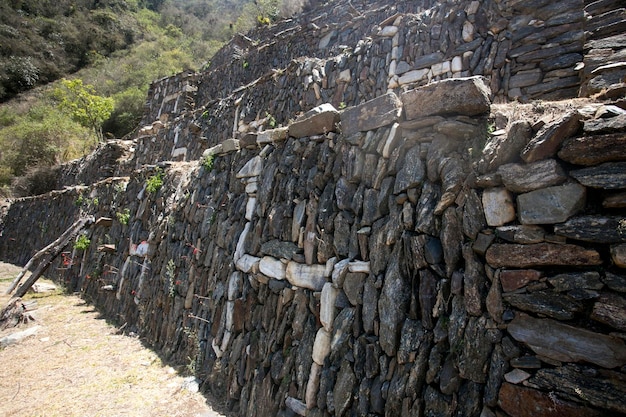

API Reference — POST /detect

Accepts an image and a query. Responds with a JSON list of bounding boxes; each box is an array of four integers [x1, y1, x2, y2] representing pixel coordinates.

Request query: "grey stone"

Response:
[[260, 239, 300, 260], [343, 272, 365, 305], [289, 103, 339, 138], [504, 290, 584, 320], [463, 189, 486, 240], [484, 345, 508, 407], [559, 132, 626, 166], [478, 120, 533, 174], [340, 92, 402, 136], [548, 271, 604, 292], [378, 246, 410, 356], [463, 243, 485, 316], [570, 162, 626, 189], [362, 274, 378, 334], [498, 159, 567, 193], [397, 319, 425, 364], [393, 146, 425, 194], [495, 225, 545, 244], [554, 215, 626, 243], [520, 111, 582, 163], [401, 76, 491, 120], [441, 207, 463, 277], [583, 113, 626, 133], [486, 243, 602, 268], [333, 361, 356, 417], [603, 272, 626, 292], [507, 314, 626, 368], [482, 187, 516, 227], [517, 183, 586, 224], [419, 269, 438, 330]]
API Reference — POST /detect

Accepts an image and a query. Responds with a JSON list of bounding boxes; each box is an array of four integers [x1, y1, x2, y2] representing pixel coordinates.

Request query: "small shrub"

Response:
[[74, 234, 91, 251], [201, 154, 214, 171], [146, 168, 163, 194], [116, 208, 131, 225]]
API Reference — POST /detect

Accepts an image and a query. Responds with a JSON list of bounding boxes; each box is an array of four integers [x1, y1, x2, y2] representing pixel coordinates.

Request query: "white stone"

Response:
[[305, 362, 322, 409], [348, 260, 371, 273], [245, 181, 258, 194], [235, 254, 260, 274], [467, 0, 480, 15], [220, 329, 231, 352], [463, 21, 475, 42], [332, 258, 351, 287], [318, 30, 336, 49], [285, 397, 307, 416], [380, 25, 398, 37], [202, 145, 222, 158], [389, 60, 397, 77], [320, 283, 338, 331], [381, 122, 402, 158], [245, 197, 256, 221], [388, 76, 400, 89], [259, 256, 287, 280], [228, 272, 243, 300], [234, 222, 251, 262], [451, 56, 463, 73], [482, 188, 516, 226], [171, 147, 187, 159], [312, 328, 331, 365], [220, 138, 240, 154], [504, 368, 531, 384], [338, 69, 351, 83], [225, 301, 234, 330], [392, 46, 399, 62], [236, 155, 263, 178], [286, 262, 328, 291], [398, 68, 429, 85], [441, 60, 451, 74], [392, 32, 400, 48], [325, 257, 338, 277], [0, 326, 41, 348]]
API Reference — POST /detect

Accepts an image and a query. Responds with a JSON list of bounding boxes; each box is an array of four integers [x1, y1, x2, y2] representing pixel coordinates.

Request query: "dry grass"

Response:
[[0, 263, 226, 417]]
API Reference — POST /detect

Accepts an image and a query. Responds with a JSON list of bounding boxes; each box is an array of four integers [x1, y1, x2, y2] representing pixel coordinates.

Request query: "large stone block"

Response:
[[288, 103, 339, 138], [340, 92, 403, 136], [486, 243, 602, 268], [401, 76, 491, 120], [517, 183, 586, 224]]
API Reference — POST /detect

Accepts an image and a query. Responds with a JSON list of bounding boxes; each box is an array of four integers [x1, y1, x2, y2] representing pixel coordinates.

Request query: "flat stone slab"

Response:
[[498, 159, 567, 193], [340, 92, 402, 136], [520, 111, 582, 163], [558, 132, 626, 165], [288, 103, 339, 138], [507, 313, 626, 368], [554, 215, 626, 243], [401, 76, 491, 120], [570, 162, 626, 189], [486, 243, 602, 268], [498, 382, 601, 417]]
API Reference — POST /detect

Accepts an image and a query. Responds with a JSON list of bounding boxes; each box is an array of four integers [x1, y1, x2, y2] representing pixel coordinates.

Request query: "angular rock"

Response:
[[463, 243, 485, 316], [504, 290, 584, 320], [530, 365, 626, 414], [603, 272, 626, 292], [507, 314, 626, 368], [378, 247, 410, 356], [462, 189, 486, 240], [517, 183, 586, 224], [591, 293, 626, 331], [612, 244, 626, 268], [496, 225, 545, 244], [498, 159, 567, 193], [285, 397, 307, 416], [289, 103, 339, 138], [486, 272, 504, 323], [419, 269, 438, 330], [478, 120, 533, 174], [343, 272, 365, 305], [401, 76, 491, 120], [558, 132, 626, 165], [286, 261, 328, 291], [583, 114, 626, 133], [236, 155, 263, 178], [520, 111, 582, 163], [442, 207, 463, 277], [500, 269, 543, 292], [259, 256, 287, 280], [482, 187, 516, 226], [235, 254, 261, 274], [554, 215, 626, 243], [498, 382, 601, 417], [548, 271, 604, 292], [486, 243, 602, 268], [394, 146, 425, 194], [570, 162, 626, 189], [484, 345, 508, 407], [459, 315, 494, 383], [333, 361, 356, 417], [340, 92, 403, 136], [261, 239, 299, 260], [257, 127, 288, 145], [397, 319, 425, 364]]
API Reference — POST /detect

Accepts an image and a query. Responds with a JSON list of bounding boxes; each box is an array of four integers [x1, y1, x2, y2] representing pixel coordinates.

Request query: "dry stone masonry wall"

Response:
[[2, 0, 626, 416]]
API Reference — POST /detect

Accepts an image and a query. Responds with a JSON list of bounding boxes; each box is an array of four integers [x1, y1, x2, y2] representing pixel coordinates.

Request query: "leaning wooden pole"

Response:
[[6, 216, 95, 296]]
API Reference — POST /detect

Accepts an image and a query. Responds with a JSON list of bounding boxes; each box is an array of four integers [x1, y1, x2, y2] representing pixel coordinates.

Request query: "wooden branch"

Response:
[[6, 216, 95, 297]]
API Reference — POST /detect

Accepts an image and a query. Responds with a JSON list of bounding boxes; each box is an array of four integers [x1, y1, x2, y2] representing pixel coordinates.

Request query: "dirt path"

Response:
[[0, 263, 227, 417]]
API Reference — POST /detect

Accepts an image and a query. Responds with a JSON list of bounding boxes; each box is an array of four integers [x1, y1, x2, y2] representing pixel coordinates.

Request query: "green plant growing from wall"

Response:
[[201, 154, 215, 171], [116, 208, 131, 225], [74, 234, 91, 251], [146, 168, 164, 194], [266, 112, 276, 128]]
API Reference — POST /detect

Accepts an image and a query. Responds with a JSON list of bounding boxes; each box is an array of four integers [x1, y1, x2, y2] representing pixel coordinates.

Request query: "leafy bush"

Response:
[[116, 208, 131, 225], [74, 234, 91, 251], [146, 168, 164, 194]]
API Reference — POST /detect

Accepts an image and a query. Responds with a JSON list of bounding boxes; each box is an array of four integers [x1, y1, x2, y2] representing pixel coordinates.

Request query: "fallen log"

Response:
[[5, 216, 95, 297]]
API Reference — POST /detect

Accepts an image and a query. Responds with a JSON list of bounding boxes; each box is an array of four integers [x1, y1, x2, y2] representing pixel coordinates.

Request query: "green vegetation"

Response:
[[116, 208, 131, 225], [74, 234, 91, 251], [201, 154, 215, 171], [0, 0, 305, 194], [146, 168, 164, 194]]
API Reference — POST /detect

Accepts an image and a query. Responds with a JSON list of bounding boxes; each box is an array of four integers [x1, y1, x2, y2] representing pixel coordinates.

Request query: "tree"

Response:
[[54, 79, 114, 142]]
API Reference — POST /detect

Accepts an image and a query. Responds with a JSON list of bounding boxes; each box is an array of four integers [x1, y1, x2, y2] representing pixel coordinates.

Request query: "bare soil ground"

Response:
[[0, 263, 226, 417]]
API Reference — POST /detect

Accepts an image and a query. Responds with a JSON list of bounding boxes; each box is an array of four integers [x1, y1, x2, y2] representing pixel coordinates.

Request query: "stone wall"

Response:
[[2, 76, 626, 417], [127, 0, 626, 170]]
